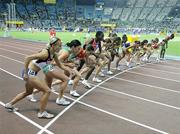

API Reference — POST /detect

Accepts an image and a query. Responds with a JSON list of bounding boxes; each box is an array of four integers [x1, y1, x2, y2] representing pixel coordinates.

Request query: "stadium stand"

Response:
[[0, 0, 179, 32]]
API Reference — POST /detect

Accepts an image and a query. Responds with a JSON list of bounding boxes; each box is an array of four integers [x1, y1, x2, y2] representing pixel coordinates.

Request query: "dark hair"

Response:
[[170, 34, 174, 39], [155, 38, 159, 43], [113, 37, 121, 42], [66, 39, 81, 48], [83, 44, 86, 50], [96, 31, 104, 38], [96, 31, 104, 42], [141, 40, 148, 45], [112, 33, 118, 37], [147, 43, 151, 47], [122, 34, 127, 43], [134, 40, 140, 44]]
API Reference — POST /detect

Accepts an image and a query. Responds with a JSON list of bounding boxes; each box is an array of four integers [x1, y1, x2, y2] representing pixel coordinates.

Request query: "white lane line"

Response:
[[0, 51, 171, 134], [0, 45, 37, 52], [10, 38, 47, 44], [0, 55, 24, 64], [0, 68, 23, 80], [0, 41, 43, 48], [76, 102, 168, 134], [0, 64, 170, 134], [0, 39, 45, 46], [111, 75, 180, 94], [0, 44, 42, 51], [151, 63, 180, 70], [2, 55, 180, 98], [0, 101, 54, 134], [127, 71, 180, 83], [37, 63, 152, 134], [0, 41, 43, 49], [140, 66, 180, 75], [90, 83, 180, 111], [52, 91, 169, 134], [96, 67, 180, 94], [3, 63, 179, 111], [158, 62, 180, 67], [2, 55, 180, 95], [0, 48, 26, 56]]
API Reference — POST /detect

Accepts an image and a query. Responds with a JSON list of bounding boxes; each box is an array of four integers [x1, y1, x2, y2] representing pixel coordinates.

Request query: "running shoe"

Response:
[[107, 70, 113, 75], [81, 79, 92, 89], [26, 94, 37, 102], [56, 97, 70, 106], [5, 103, 19, 112], [99, 72, 105, 77], [70, 90, 80, 97], [37, 111, 54, 119], [116, 66, 121, 71], [92, 77, 102, 83], [68, 80, 73, 85]]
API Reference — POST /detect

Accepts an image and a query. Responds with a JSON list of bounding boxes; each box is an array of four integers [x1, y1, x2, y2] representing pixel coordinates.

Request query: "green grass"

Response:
[[0, 31, 180, 56], [166, 41, 180, 56]]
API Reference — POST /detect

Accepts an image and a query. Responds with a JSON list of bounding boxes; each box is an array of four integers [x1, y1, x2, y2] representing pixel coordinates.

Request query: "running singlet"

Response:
[[61, 46, 75, 62], [62, 46, 71, 53], [152, 43, 159, 49], [89, 38, 99, 51], [33, 48, 55, 73], [76, 48, 86, 59], [122, 42, 130, 48]]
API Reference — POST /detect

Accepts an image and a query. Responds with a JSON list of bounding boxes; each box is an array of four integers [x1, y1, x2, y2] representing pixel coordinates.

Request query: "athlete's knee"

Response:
[[98, 62, 103, 67], [25, 91, 33, 96], [25, 87, 33, 95], [61, 74, 69, 82], [62, 78, 69, 83], [87, 64, 95, 68], [44, 89, 51, 94], [76, 72, 81, 78]]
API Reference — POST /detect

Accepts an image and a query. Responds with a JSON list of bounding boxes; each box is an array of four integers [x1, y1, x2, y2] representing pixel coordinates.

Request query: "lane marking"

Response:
[[107, 74, 180, 94], [149, 63, 180, 70], [127, 71, 180, 83], [53, 91, 169, 134], [0, 48, 26, 56], [0, 101, 54, 134], [91, 83, 180, 111], [0, 64, 171, 134], [34, 63, 152, 134], [140, 66, 180, 75], [0, 41, 43, 49], [0, 55, 24, 64], [0, 44, 37, 52], [0, 38, 45, 46]]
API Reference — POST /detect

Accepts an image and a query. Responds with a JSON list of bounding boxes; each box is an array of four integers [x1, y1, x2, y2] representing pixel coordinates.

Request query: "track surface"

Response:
[[0, 37, 180, 134]]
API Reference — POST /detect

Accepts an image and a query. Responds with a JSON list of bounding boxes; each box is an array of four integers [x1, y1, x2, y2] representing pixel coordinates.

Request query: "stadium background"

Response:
[[0, 0, 180, 57]]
